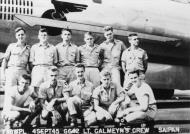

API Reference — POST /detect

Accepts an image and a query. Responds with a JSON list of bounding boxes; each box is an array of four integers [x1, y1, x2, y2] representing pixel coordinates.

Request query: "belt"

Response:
[[85, 66, 98, 68], [8, 66, 26, 69], [35, 64, 53, 67]]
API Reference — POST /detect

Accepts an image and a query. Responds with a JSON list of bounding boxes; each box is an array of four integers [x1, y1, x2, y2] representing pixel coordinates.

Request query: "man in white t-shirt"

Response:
[[118, 70, 157, 123], [2, 74, 38, 129]]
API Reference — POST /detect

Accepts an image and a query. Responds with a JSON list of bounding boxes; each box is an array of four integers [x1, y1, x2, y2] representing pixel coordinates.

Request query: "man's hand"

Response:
[[23, 108, 31, 113], [29, 101, 35, 112], [0, 73, 6, 86]]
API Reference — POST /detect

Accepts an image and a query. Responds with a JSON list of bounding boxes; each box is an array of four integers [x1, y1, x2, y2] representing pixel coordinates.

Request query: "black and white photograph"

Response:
[[0, 0, 190, 134]]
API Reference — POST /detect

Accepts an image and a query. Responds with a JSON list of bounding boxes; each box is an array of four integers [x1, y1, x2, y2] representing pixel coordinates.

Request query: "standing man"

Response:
[[56, 28, 78, 83], [121, 33, 148, 90], [118, 70, 157, 123], [1, 27, 30, 87], [39, 66, 69, 127], [2, 74, 39, 129], [78, 32, 102, 87], [66, 64, 94, 127], [30, 28, 58, 92], [100, 26, 126, 87]]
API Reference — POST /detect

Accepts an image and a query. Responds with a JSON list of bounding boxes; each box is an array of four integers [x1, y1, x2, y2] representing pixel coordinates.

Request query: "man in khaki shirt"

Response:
[[121, 33, 148, 90], [78, 32, 103, 87], [56, 29, 78, 83], [1, 27, 30, 87], [39, 66, 69, 127], [100, 26, 126, 87], [30, 28, 58, 91], [66, 64, 94, 127]]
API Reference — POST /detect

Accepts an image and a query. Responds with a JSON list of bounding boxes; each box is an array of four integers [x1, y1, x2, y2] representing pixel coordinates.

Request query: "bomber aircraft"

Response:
[[0, 0, 190, 98]]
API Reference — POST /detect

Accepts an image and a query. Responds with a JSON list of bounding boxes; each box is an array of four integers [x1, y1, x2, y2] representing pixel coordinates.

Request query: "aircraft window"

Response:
[[27, 0, 29, 6], [4, 14, 6, 20], [20, 8, 21, 13], [0, 6, 2, 12], [4, 0, 6, 4], [27, 8, 29, 14], [31, 8, 32, 14], [0, 0, 2, 4], [31, 1, 33, 7], [23, 0, 25, 6], [12, 7, 14, 12], [8, 7, 10, 12], [16, 0, 17, 5], [4, 6, 6, 12], [8, 0, 10, 4], [12, 0, 13, 4], [11, 14, 13, 20], [20, 0, 21, 6], [0, 13, 2, 19], [16, 7, 18, 13], [23, 8, 25, 14], [8, 14, 10, 20]]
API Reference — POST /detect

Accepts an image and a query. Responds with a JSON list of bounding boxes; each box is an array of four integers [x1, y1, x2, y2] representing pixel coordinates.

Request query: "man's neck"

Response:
[[62, 40, 70, 45], [77, 78, 85, 84], [40, 41, 48, 46], [130, 45, 138, 50], [17, 41, 25, 47]]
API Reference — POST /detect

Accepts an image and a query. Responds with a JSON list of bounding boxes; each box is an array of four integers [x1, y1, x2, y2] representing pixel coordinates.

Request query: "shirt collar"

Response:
[[62, 42, 72, 47], [100, 82, 115, 91], [38, 42, 50, 48], [76, 78, 86, 85], [104, 39, 116, 45]]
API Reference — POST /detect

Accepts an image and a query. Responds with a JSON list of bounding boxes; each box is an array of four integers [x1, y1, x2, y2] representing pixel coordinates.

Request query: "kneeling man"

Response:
[[39, 66, 69, 127], [119, 70, 157, 123], [2, 74, 38, 129]]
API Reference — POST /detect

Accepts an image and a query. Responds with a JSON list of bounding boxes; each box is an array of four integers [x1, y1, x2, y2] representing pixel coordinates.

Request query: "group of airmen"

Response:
[[0, 25, 157, 129]]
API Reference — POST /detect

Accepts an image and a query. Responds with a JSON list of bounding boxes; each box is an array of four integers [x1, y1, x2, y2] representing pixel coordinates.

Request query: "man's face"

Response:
[[129, 36, 139, 47], [48, 71, 58, 85], [15, 30, 26, 43], [38, 32, 48, 43], [84, 35, 94, 45], [75, 67, 85, 79], [61, 30, 71, 41], [128, 73, 139, 85], [101, 75, 111, 88], [18, 78, 30, 94], [104, 30, 114, 41]]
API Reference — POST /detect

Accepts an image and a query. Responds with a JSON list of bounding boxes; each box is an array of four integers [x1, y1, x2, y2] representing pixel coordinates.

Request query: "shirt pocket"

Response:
[[68, 50, 76, 61]]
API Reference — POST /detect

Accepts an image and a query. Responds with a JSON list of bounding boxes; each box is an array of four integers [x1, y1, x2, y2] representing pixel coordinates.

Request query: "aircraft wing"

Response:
[[14, 14, 179, 43]]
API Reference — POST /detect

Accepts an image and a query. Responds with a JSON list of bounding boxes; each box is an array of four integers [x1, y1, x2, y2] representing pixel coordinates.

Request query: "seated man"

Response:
[[118, 70, 157, 123], [2, 74, 39, 129], [88, 70, 126, 126], [39, 66, 69, 127], [66, 64, 94, 127]]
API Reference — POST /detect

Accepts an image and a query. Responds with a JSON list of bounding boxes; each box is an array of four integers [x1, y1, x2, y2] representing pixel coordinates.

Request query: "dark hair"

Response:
[[100, 69, 112, 78], [48, 66, 58, 73], [103, 25, 113, 32], [128, 70, 140, 76], [84, 32, 94, 38], [15, 27, 26, 34], [75, 63, 85, 71], [39, 28, 48, 34], [128, 33, 138, 38], [19, 74, 31, 83], [62, 28, 72, 35]]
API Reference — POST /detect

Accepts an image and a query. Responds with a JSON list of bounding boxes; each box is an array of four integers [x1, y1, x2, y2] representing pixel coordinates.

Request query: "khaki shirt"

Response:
[[39, 80, 66, 102], [100, 39, 126, 68], [56, 42, 78, 66], [4, 43, 30, 68], [68, 79, 93, 105], [78, 44, 102, 67], [121, 47, 148, 72], [92, 82, 124, 108], [30, 43, 57, 66]]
